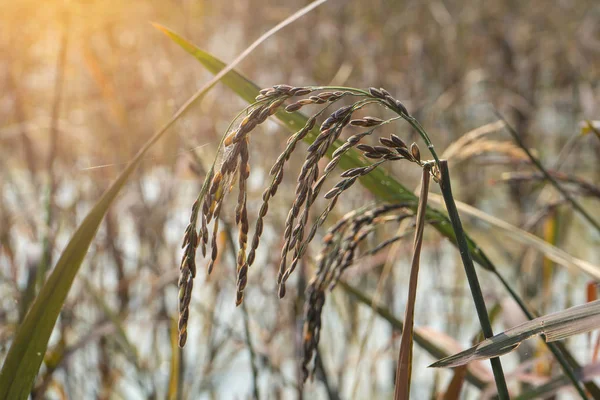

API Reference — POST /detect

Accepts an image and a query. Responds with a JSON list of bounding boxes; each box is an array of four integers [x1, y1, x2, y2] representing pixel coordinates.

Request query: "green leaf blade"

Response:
[[0, 162, 139, 399]]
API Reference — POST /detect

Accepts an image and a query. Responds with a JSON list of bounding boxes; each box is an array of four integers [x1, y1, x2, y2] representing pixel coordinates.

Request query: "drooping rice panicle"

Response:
[[277, 99, 396, 296], [300, 203, 417, 379], [181, 85, 439, 349]]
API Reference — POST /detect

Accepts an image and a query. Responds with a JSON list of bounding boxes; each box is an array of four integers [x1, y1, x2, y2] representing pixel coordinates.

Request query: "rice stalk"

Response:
[[438, 160, 509, 398], [394, 163, 431, 400]]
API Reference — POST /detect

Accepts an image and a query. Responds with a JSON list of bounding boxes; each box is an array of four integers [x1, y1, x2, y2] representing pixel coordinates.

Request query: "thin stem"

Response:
[[438, 160, 509, 399], [394, 165, 430, 400], [494, 110, 600, 234]]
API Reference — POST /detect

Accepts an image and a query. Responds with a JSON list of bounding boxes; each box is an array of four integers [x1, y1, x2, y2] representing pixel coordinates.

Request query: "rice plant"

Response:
[[177, 84, 516, 398]]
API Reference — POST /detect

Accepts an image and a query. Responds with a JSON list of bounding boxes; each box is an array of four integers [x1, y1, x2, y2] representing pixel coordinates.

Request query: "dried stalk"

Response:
[[394, 164, 431, 400]]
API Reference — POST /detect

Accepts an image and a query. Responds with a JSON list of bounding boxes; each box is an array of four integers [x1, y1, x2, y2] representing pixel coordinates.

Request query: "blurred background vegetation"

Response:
[[1, 0, 599, 398]]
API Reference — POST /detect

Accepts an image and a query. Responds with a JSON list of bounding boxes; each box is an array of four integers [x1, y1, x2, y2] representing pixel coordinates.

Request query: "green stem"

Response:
[[438, 160, 509, 399]]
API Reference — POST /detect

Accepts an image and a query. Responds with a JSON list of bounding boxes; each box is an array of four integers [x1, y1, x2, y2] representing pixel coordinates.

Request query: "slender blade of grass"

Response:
[[0, 148, 148, 399], [0, 108, 184, 397], [394, 165, 431, 400]]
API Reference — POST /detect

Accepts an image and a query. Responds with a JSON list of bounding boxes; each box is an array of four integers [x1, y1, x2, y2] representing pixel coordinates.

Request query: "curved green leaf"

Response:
[[0, 124, 173, 398], [0, 41, 215, 399]]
